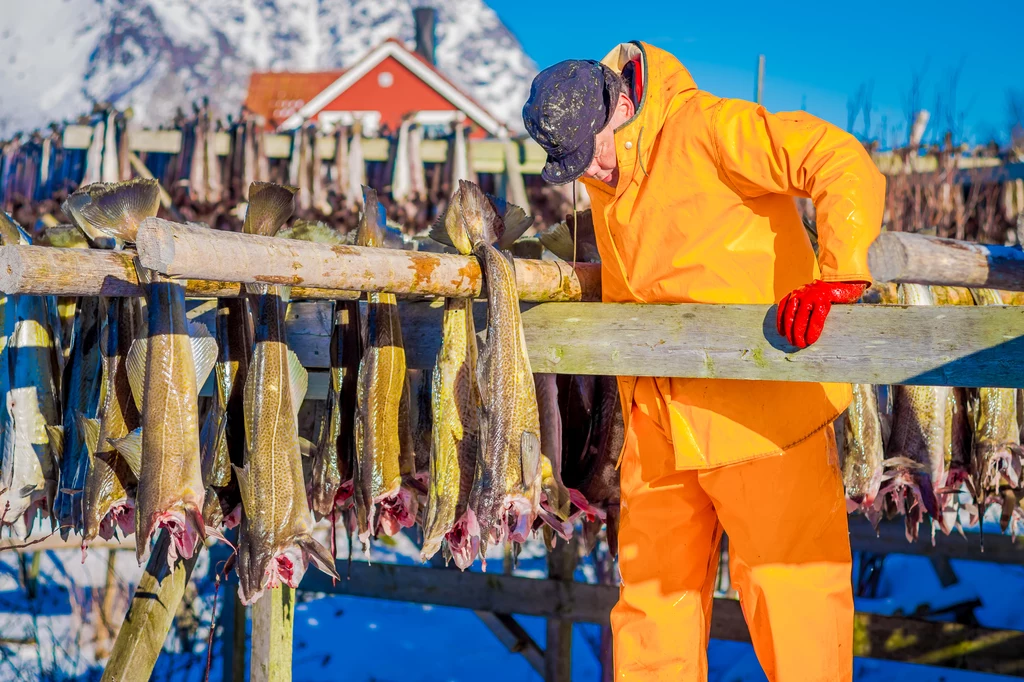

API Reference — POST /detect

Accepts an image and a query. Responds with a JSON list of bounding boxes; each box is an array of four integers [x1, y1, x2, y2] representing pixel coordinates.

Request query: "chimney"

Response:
[[413, 7, 437, 65]]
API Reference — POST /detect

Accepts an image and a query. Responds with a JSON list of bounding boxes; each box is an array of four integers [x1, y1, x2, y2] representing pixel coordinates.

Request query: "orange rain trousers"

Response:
[[612, 398, 853, 681]]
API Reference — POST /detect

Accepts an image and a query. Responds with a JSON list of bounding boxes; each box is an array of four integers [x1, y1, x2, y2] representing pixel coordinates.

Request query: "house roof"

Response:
[[244, 70, 345, 127], [277, 38, 506, 137]]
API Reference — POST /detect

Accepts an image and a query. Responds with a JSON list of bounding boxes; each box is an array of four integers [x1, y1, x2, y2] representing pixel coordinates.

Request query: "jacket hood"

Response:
[[602, 43, 698, 150], [585, 42, 698, 197]]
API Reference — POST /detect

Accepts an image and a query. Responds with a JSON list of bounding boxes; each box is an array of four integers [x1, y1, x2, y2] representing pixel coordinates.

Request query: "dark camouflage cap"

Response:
[[522, 59, 613, 185]]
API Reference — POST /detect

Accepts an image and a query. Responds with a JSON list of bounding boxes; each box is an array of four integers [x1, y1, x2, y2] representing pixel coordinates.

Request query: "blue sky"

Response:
[[490, 0, 1024, 147]]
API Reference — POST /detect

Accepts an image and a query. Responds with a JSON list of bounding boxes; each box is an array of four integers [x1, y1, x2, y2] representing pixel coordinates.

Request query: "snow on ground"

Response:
[[0, 518, 1022, 681]]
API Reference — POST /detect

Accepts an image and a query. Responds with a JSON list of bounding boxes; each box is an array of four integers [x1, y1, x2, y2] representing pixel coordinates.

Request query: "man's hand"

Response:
[[776, 280, 867, 349]]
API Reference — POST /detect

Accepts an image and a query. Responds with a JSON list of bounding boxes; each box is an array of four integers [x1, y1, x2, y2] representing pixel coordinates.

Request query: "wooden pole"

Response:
[[755, 55, 765, 105], [101, 532, 203, 682], [135, 218, 601, 302], [868, 231, 1024, 291], [250, 586, 295, 682], [545, 538, 577, 682], [0, 245, 359, 300]]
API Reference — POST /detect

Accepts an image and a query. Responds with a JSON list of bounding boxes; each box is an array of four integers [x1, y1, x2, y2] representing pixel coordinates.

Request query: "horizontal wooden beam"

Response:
[[61, 126, 548, 174], [868, 232, 1024, 291], [136, 219, 600, 303], [0, 245, 359, 300], [261, 299, 1024, 388], [848, 517, 1024, 565], [296, 561, 1024, 676]]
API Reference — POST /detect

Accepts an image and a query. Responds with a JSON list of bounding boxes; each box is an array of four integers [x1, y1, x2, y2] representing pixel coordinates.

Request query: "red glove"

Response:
[[776, 280, 866, 349]]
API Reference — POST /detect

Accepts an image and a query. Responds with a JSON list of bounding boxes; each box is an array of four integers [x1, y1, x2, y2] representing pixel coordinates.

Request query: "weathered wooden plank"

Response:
[[0, 245, 359, 300], [63, 125, 96, 150], [251, 586, 295, 682], [848, 516, 1024, 565], [100, 533, 203, 682], [853, 612, 1024, 675], [869, 232, 1024, 291], [136, 218, 600, 302], [131, 129, 185, 155], [519, 301, 1024, 387], [298, 561, 1024, 675], [546, 539, 577, 682], [267, 300, 1024, 388]]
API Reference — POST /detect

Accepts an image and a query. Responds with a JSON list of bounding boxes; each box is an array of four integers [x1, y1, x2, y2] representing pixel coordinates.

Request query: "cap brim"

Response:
[[540, 136, 595, 185]]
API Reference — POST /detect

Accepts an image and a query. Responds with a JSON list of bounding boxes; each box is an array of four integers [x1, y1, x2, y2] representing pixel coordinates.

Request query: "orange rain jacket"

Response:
[[580, 41, 886, 471]]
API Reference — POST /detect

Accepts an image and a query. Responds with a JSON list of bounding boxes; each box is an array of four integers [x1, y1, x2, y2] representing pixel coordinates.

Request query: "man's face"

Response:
[[581, 92, 635, 187]]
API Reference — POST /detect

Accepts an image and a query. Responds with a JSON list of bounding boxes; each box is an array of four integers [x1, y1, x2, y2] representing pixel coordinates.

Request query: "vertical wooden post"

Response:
[[545, 537, 577, 682], [593, 540, 617, 682], [215, 532, 247, 682], [101, 532, 203, 682], [755, 55, 765, 104], [250, 586, 295, 682], [503, 138, 529, 209]]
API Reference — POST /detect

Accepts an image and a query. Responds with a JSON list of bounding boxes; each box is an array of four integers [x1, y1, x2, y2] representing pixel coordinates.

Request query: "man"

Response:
[[523, 42, 884, 681]]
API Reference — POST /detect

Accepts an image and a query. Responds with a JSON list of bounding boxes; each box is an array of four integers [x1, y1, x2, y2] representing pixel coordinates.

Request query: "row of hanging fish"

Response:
[[0, 176, 622, 606], [841, 283, 1024, 542]]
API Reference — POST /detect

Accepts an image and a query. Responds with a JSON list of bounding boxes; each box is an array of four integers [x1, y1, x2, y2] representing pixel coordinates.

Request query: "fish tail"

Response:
[[242, 181, 297, 236], [243, 282, 272, 297], [355, 186, 388, 247], [296, 533, 340, 580], [0, 211, 30, 245], [456, 180, 503, 247], [495, 201, 535, 249], [538, 221, 577, 262], [427, 209, 457, 250], [65, 178, 160, 242], [278, 219, 346, 244]]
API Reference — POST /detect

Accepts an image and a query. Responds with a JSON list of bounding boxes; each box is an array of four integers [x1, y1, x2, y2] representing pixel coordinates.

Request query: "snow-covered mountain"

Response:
[[0, 0, 538, 137]]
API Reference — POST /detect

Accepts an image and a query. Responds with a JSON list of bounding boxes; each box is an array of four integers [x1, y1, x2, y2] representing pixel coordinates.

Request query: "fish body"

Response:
[[0, 214, 61, 534], [353, 187, 417, 546], [82, 296, 141, 550], [534, 373, 571, 536], [881, 284, 949, 541], [842, 383, 885, 528], [199, 297, 253, 526], [310, 301, 360, 519], [118, 276, 217, 567], [965, 289, 1022, 525], [52, 296, 105, 537], [277, 219, 358, 521], [421, 297, 479, 567], [234, 181, 337, 604], [0, 293, 61, 531], [235, 285, 336, 604], [456, 181, 542, 556]]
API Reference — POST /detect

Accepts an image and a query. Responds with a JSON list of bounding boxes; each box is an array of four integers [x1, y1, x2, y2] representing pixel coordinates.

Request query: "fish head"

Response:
[[446, 509, 481, 570]]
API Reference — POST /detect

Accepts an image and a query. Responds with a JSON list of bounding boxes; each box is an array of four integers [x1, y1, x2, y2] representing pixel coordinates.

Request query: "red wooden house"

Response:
[[243, 10, 504, 140]]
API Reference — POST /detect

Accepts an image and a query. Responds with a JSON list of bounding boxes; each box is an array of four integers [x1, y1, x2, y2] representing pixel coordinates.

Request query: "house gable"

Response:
[[279, 40, 504, 137]]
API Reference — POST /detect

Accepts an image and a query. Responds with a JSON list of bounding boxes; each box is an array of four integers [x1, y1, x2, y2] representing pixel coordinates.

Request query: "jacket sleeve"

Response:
[[710, 98, 886, 283]]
